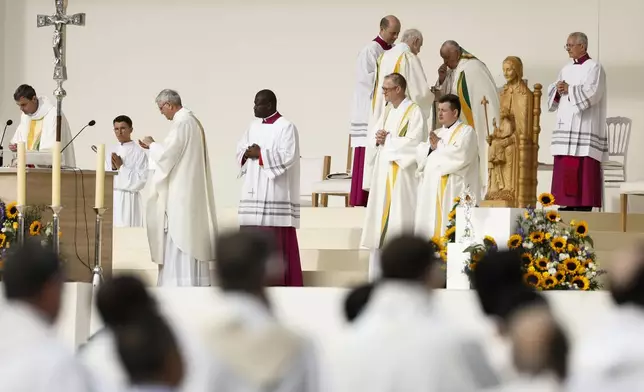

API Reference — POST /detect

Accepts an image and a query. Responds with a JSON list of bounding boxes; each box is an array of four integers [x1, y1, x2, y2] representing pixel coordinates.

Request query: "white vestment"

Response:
[[202, 293, 320, 392], [567, 305, 644, 391], [547, 57, 608, 162], [435, 55, 499, 198], [414, 121, 480, 240], [363, 43, 433, 190], [330, 282, 500, 392], [361, 99, 425, 249], [0, 302, 92, 391], [105, 141, 149, 227], [349, 38, 389, 147], [236, 115, 300, 228], [480, 374, 561, 392], [11, 95, 76, 167], [79, 320, 215, 392], [146, 108, 217, 287]]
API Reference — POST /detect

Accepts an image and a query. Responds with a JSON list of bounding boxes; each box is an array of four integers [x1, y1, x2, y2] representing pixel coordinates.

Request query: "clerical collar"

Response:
[[120, 140, 134, 146], [445, 120, 460, 129], [373, 35, 392, 50], [262, 112, 281, 124], [573, 54, 590, 65]]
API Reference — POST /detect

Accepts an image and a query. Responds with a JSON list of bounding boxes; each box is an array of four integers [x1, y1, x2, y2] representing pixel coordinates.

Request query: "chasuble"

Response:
[[415, 120, 480, 240], [11, 95, 76, 167]]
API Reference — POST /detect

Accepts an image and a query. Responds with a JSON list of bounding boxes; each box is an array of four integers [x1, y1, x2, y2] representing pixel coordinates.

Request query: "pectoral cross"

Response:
[[37, 0, 86, 141]]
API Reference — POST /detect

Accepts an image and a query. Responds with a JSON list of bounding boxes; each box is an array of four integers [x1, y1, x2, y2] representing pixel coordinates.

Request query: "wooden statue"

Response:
[[481, 56, 542, 207]]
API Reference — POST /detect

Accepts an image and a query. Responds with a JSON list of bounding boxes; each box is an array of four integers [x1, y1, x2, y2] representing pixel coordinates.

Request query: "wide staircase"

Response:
[[112, 208, 644, 287]]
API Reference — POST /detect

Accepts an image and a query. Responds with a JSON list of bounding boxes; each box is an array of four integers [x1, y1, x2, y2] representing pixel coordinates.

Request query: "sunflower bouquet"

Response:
[[0, 200, 59, 261], [463, 236, 499, 278], [431, 197, 460, 263]]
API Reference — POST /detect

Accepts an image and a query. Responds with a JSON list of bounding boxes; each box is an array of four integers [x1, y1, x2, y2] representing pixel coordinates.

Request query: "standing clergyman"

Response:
[[548, 32, 607, 211], [139, 89, 218, 287]]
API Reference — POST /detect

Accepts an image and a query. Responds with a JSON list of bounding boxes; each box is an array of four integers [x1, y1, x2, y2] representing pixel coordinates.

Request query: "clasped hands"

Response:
[[429, 131, 440, 150], [375, 130, 389, 146], [111, 152, 123, 170], [556, 80, 569, 95], [244, 144, 261, 159]]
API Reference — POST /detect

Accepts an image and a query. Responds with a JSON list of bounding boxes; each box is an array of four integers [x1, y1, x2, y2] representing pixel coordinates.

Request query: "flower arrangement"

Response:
[[462, 193, 603, 291], [431, 197, 460, 263], [0, 199, 59, 262]]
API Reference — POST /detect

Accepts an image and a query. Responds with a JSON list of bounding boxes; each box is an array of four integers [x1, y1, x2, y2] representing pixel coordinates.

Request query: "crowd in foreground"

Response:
[[0, 231, 642, 391]]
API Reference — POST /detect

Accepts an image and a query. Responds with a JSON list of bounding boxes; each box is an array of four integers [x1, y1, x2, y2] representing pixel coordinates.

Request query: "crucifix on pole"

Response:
[[37, 0, 86, 142]]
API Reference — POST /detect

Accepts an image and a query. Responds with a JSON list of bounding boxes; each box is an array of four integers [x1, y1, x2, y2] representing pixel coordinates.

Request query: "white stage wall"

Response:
[[1, 0, 643, 211]]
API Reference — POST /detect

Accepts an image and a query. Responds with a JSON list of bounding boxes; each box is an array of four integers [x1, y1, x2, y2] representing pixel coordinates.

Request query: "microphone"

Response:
[[0, 119, 14, 167], [61, 120, 96, 153], [91, 145, 97, 153]]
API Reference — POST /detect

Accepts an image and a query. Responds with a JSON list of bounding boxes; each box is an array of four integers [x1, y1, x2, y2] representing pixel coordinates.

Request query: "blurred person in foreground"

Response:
[[331, 234, 499, 391], [0, 240, 91, 391], [567, 242, 644, 391], [202, 230, 320, 391]]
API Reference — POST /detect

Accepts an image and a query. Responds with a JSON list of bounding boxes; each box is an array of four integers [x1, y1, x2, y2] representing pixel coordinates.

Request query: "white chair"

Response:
[[619, 181, 644, 232], [300, 156, 331, 207], [603, 117, 632, 186], [310, 138, 353, 207]]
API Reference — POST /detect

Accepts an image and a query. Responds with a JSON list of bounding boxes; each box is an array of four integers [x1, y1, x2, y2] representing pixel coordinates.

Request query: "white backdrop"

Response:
[[1, 0, 643, 210]]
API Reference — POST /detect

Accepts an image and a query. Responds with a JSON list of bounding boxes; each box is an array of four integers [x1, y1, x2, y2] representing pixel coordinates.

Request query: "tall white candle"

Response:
[[95, 144, 105, 208], [17, 142, 26, 206], [52, 141, 62, 207]]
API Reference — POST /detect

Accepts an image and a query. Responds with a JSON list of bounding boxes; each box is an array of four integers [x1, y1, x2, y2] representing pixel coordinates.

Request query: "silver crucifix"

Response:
[[37, 0, 85, 141]]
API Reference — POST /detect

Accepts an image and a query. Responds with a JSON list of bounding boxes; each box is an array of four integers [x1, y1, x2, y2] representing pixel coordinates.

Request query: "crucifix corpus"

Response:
[[37, 0, 86, 142]]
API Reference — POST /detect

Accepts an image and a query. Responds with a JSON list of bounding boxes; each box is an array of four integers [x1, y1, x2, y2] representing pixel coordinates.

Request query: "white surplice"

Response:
[[415, 120, 480, 240], [202, 293, 320, 392], [105, 141, 149, 227], [547, 57, 608, 162], [567, 305, 644, 392], [0, 302, 92, 392], [146, 108, 217, 287], [236, 114, 300, 228], [480, 374, 562, 392], [349, 38, 389, 147], [11, 95, 76, 167], [435, 55, 499, 198], [330, 282, 500, 392], [363, 43, 433, 190]]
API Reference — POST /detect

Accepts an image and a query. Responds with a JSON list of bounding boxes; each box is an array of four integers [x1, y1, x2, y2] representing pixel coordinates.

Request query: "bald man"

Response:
[[363, 28, 433, 191], [349, 15, 400, 207], [432, 40, 499, 198]]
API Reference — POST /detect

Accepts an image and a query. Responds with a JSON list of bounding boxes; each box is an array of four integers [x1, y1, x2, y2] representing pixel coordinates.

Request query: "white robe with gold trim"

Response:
[[414, 121, 480, 240]]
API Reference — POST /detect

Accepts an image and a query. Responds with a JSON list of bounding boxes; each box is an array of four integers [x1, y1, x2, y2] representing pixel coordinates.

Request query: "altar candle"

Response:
[[52, 141, 62, 207], [95, 144, 105, 208], [17, 142, 26, 206]]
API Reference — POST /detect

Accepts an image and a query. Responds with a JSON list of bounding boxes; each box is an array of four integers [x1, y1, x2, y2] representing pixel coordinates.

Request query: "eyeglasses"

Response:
[[158, 102, 168, 112], [564, 43, 580, 50], [382, 86, 397, 92]]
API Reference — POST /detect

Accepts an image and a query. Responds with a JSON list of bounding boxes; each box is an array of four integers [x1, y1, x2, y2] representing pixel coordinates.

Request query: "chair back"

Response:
[[300, 156, 331, 204], [606, 116, 632, 158]]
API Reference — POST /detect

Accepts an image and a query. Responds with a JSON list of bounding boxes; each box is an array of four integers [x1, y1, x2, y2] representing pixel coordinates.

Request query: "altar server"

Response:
[[331, 235, 499, 392], [433, 41, 499, 197], [0, 241, 92, 391], [567, 243, 644, 391], [236, 89, 302, 286], [140, 89, 217, 287], [349, 15, 400, 206], [415, 94, 480, 240], [203, 230, 320, 391], [363, 28, 433, 191], [9, 84, 76, 167], [106, 115, 149, 227], [548, 32, 607, 211], [360, 73, 426, 280]]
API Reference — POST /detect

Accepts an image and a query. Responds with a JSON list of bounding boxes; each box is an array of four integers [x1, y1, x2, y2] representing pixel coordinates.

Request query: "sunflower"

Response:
[[508, 234, 523, 249], [545, 210, 560, 223], [567, 243, 579, 253], [524, 270, 543, 288], [574, 221, 589, 237], [444, 226, 456, 239], [563, 258, 581, 274], [534, 257, 549, 271], [453, 197, 461, 204], [543, 275, 558, 289], [5, 202, 17, 219], [483, 236, 497, 247], [529, 232, 545, 243], [29, 221, 42, 236], [550, 237, 566, 252], [0, 233, 5, 248], [448, 210, 456, 221], [538, 193, 555, 207], [520, 252, 534, 267], [554, 269, 566, 282], [571, 276, 590, 290]]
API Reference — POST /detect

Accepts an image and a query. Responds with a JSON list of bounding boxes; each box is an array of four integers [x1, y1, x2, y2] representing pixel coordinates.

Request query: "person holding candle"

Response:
[[8, 84, 76, 168], [139, 89, 217, 287]]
